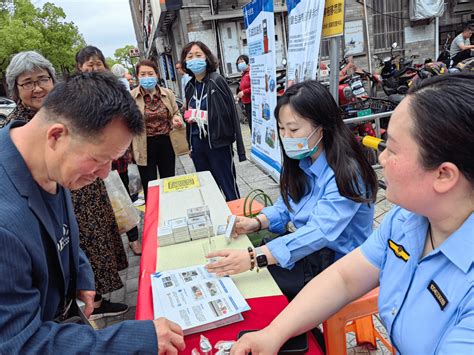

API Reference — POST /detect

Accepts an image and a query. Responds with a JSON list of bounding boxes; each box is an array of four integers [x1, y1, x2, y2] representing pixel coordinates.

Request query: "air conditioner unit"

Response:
[[454, 0, 474, 14]]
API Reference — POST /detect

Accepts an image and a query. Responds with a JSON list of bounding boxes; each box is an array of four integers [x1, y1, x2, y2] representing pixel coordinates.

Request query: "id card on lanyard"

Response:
[[184, 83, 208, 124]]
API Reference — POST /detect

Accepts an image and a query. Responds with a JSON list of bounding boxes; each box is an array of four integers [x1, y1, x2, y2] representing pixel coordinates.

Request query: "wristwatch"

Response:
[[254, 247, 268, 269]]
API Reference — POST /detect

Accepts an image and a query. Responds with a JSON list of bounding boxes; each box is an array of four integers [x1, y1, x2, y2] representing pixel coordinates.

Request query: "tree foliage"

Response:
[[106, 56, 119, 70], [0, 0, 85, 87], [113, 44, 139, 74]]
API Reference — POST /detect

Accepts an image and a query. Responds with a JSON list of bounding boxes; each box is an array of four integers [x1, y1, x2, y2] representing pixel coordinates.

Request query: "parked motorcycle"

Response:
[[338, 55, 382, 104], [337, 57, 392, 165], [374, 42, 420, 97]]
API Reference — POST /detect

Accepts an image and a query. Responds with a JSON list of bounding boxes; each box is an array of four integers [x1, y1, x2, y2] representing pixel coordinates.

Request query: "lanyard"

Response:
[[193, 83, 207, 111]]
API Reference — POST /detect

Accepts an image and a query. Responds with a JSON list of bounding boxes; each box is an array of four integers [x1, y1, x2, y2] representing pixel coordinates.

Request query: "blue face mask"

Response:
[[281, 128, 323, 160], [186, 58, 207, 75], [139, 77, 157, 90], [238, 62, 248, 72]]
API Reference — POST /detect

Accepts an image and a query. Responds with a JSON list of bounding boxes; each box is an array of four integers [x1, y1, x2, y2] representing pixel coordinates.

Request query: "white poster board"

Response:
[[344, 20, 365, 56], [286, 0, 326, 86], [243, 0, 281, 180]]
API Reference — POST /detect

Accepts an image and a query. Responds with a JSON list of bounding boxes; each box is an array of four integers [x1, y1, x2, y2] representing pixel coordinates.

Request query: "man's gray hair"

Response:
[[6, 51, 57, 101], [111, 63, 128, 78]]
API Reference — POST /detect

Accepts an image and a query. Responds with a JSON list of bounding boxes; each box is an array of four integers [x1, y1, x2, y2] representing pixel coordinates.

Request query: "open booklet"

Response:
[[151, 265, 250, 335]]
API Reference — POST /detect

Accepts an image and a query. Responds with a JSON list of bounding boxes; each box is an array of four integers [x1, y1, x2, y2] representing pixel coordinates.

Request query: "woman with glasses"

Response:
[[1, 51, 55, 128]]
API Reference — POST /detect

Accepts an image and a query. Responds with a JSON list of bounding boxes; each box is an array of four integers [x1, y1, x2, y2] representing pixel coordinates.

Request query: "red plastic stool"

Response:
[[227, 198, 264, 217], [323, 287, 395, 355], [227, 189, 273, 217]]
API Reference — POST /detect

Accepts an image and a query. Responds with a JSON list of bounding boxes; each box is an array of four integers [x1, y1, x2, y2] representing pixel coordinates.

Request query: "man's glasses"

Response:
[[17, 77, 52, 90]]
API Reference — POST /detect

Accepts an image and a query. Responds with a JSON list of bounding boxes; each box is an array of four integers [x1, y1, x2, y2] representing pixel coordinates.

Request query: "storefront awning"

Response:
[[155, 0, 183, 37]]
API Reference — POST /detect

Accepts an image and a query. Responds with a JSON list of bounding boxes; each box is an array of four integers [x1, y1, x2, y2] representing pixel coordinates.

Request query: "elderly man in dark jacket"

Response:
[[0, 72, 185, 354]]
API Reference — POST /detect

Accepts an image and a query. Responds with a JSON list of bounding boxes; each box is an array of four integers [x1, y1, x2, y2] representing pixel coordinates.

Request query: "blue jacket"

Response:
[[0, 122, 157, 354], [263, 152, 374, 269]]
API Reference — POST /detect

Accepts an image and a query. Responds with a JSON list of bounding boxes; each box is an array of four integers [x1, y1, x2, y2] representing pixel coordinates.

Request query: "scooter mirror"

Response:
[[281, 58, 287, 67], [392, 42, 398, 49]]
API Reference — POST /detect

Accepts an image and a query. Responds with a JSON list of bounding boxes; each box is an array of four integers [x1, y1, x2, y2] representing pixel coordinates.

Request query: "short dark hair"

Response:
[[275, 80, 378, 208], [180, 41, 219, 76], [42, 72, 144, 138], [135, 59, 159, 76], [236, 55, 249, 66], [75, 46, 109, 72], [407, 72, 474, 185]]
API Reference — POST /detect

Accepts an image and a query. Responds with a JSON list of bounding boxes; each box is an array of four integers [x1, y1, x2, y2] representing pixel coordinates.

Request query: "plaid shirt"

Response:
[[112, 149, 131, 173]]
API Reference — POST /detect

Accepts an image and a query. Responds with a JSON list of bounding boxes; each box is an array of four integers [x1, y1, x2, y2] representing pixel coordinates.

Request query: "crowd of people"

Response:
[[0, 36, 472, 354]]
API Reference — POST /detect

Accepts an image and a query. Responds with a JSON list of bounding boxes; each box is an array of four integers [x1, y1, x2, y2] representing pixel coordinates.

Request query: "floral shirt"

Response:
[[143, 93, 171, 136], [0, 102, 35, 128]]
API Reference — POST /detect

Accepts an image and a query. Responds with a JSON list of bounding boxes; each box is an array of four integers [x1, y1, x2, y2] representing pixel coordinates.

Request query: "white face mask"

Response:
[[281, 127, 323, 160]]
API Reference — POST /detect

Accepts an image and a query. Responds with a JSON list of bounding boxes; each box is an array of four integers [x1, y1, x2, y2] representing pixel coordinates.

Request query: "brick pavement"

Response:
[[96, 123, 395, 354]]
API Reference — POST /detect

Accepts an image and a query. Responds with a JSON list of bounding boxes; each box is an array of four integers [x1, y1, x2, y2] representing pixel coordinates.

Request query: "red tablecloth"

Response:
[[136, 185, 159, 320], [136, 185, 323, 354]]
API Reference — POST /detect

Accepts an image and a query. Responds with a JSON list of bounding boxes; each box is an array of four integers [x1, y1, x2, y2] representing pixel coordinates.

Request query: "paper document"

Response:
[[151, 265, 250, 335]]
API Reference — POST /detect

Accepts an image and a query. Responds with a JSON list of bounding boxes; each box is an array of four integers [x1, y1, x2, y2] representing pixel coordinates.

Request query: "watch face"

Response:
[[256, 253, 268, 268]]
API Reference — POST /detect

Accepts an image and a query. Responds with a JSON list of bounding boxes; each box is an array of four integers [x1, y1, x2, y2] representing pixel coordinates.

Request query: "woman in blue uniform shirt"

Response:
[[231, 72, 474, 354], [206, 80, 378, 300]]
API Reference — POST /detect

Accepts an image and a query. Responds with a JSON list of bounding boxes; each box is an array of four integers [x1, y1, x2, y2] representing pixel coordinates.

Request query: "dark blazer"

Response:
[[0, 121, 157, 354]]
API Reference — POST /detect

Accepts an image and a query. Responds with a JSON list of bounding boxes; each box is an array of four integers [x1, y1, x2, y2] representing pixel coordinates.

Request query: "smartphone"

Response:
[[238, 329, 308, 354]]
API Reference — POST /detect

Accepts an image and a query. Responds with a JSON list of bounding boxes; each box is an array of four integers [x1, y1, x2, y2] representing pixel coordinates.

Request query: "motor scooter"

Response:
[[375, 42, 419, 96]]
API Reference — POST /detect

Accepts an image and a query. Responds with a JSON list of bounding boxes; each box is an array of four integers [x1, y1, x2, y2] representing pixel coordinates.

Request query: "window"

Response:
[[227, 27, 232, 39], [372, 0, 404, 52]]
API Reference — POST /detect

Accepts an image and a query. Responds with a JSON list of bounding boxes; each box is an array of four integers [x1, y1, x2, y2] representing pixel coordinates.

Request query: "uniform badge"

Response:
[[388, 239, 410, 262], [427, 280, 449, 310]]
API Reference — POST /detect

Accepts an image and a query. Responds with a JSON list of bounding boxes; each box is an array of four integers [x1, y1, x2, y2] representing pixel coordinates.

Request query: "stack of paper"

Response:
[[169, 217, 191, 243], [157, 226, 174, 246], [187, 206, 210, 219], [188, 216, 214, 240]]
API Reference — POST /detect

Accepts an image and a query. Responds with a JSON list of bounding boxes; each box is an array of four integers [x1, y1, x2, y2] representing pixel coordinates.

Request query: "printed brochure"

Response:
[[151, 265, 250, 335]]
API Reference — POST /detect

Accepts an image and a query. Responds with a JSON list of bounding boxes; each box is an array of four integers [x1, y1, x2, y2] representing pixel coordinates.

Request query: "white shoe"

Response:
[[133, 198, 145, 207]]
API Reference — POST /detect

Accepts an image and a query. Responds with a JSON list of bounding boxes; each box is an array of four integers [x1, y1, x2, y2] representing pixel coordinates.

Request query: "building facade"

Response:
[[129, 0, 473, 98]]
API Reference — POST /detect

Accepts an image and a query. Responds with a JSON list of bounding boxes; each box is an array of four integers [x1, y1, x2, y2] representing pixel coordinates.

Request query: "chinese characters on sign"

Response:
[[286, 0, 325, 84], [322, 0, 345, 38]]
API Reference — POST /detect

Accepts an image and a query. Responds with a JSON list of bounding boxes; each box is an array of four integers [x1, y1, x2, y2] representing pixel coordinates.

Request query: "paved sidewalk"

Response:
[[97, 123, 395, 354]]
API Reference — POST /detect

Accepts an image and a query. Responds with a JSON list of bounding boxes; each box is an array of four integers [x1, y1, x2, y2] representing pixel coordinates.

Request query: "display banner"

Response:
[[286, 0, 325, 86], [243, 0, 281, 180]]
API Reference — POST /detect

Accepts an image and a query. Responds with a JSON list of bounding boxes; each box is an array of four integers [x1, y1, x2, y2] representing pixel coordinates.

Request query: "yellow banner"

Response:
[[163, 173, 200, 193], [322, 0, 345, 38]]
